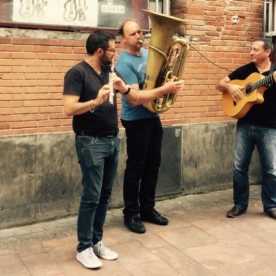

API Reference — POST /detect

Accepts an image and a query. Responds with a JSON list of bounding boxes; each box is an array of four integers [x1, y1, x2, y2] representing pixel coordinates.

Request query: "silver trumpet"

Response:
[[109, 60, 114, 106]]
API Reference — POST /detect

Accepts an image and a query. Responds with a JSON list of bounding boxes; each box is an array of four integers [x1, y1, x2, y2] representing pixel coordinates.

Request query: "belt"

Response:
[[76, 130, 118, 138]]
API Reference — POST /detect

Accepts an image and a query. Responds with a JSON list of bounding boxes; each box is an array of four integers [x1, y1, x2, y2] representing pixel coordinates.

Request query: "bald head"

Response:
[[119, 20, 140, 36]]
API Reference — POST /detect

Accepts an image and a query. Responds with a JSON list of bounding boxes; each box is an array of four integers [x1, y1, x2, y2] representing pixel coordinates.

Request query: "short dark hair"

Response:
[[254, 37, 274, 56], [86, 30, 115, 55]]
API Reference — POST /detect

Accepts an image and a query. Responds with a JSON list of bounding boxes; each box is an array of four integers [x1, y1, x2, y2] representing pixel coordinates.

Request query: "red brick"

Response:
[[25, 87, 49, 93], [0, 94, 12, 101], [37, 53, 62, 60], [0, 115, 23, 122], [0, 101, 22, 108], [73, 48, 86, 54], [11, 53, 37, 59], [24, 45, 49, 52], [50, 113, 69, 119], [13, 94, 37, 100], [23, 128, 49, 134], [0, 123, 10, 129], [63, 40, 86, 47], [12, 66, 38, 73], [11, 80, 37, 87], [38, 120, 62, 127], [0, 45, 23, 52], [0, 66, 12, 73], [39, 39, 63, 46], [0, 129, 24, 135], [50, 126, 72, 132], [50, 87, 63, 93], [13, 107, 39, 114], [37, 80, 63, 86], [25, 60, 49, 66], [25, 73, 49, 80], [40, 107, 64, 113], [0, 53, 11, 58], [61, 54, 85, 60], [24, 114, 49, 121], [49, 100, 63, 106], [13, 38, 38, 45], [39, 67, 63, 73], [23, 100, 48, 107], [0, 38, 12, 44], [49, 73, 64, 80], [11, 121, 37, 129], [3, 73, 24, 80], [49, 47, 73, 54]]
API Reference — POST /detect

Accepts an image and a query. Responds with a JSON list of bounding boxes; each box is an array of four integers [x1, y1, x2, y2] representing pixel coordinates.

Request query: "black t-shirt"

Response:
[[63, 61, 118, 133], [228, 62, 276, 128]]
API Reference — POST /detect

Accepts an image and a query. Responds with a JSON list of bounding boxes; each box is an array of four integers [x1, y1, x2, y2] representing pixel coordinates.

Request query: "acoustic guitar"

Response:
[[222, 72, 276, 119]]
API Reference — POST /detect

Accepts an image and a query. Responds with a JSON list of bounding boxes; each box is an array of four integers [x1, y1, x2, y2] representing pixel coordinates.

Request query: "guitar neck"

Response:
[[251, 72, 275, 91]]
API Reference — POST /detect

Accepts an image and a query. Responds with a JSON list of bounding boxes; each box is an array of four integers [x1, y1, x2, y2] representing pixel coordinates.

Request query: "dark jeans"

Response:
[[121, 117, 163, 217], [75, 135, 120, 252], [233, 121, 276, 213]]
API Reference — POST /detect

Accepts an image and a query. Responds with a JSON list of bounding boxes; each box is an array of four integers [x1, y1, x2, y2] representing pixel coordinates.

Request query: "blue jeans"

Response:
[[233, 121, 276, 213], [121, 117, 163, 217], [75, 135, 120, 252]]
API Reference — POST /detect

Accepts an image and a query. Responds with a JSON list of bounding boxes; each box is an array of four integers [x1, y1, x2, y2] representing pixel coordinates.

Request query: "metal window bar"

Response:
[[264, 0, 276, 36]]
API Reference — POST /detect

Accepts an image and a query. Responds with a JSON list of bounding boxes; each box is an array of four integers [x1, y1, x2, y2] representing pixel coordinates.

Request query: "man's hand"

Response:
[[227, 84, 244, 101], [64, 84, 111, 116], [113, 75, 129, 93], [161, 80, 184, 94], [94, 84, 112, 105]]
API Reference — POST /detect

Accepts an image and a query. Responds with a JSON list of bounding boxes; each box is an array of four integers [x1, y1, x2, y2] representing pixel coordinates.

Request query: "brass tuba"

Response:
[[141, 9, 189, 113]]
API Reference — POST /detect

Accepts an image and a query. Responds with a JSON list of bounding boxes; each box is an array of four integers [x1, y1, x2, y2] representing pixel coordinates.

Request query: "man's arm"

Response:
[[64, 85, 111, 116], [124, 81, 184, 107], [115, 55, 184, 106], [64, 94, 95, 116], [215, 76, 231, 93], [112, 73, 184, 106], [216, 76, 244, 101]]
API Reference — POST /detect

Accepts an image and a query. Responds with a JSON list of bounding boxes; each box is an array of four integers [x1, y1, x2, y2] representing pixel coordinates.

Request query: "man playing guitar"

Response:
[[216, 38, 276, 219]]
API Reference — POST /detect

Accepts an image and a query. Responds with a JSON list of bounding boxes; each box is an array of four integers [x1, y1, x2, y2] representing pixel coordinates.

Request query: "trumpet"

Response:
[[109, 60, 114, 106]]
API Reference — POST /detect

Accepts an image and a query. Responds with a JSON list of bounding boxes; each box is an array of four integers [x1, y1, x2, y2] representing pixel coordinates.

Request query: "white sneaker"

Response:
[[93, 241, 118, 260], [76, 247, 102, 269]]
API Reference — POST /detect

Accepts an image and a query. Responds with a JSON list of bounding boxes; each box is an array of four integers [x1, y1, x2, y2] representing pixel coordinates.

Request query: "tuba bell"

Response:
[[141, 9, 189, 113]]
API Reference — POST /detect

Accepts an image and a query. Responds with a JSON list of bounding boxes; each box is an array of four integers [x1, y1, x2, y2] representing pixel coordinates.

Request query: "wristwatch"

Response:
[[123, 85, 131, 95]]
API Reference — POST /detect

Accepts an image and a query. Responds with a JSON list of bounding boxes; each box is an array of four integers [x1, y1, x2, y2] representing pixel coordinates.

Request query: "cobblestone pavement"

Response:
[[1, 185, 276, 276]]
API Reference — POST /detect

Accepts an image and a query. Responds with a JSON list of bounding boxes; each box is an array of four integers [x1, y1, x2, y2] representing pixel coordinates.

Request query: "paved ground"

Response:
[[0, 185, 276, 276]]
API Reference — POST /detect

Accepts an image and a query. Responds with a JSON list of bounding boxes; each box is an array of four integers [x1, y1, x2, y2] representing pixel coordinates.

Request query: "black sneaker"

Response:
[[124, 215, 146, 234], [140, 209, 169, 225]]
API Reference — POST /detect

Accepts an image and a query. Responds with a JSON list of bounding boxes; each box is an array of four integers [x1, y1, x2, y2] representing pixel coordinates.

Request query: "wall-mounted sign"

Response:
[[0, 0, 149, 31]]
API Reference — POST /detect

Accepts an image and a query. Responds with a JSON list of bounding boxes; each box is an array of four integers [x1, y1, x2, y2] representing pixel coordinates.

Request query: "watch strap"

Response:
[[123, 85, 131, 95]]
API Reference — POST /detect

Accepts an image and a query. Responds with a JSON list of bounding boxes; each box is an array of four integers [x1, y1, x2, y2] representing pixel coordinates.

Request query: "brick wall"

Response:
[[0, 31, 87, 135], [0, 0, 265, 135], [171, 0, 264, 124]]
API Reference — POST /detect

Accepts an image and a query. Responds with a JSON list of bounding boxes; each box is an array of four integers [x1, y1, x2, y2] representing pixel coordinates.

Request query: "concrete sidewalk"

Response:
[[0, 185, 276, 276]]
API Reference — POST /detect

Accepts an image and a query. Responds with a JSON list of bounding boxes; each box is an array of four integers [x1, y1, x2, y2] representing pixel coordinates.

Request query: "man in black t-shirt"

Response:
[[63, 30, 138, 269], [216, 38, 276, 219]]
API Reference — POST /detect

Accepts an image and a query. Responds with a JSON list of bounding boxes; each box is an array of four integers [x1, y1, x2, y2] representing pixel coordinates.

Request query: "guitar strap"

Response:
[[269, 63, 276, 74]]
